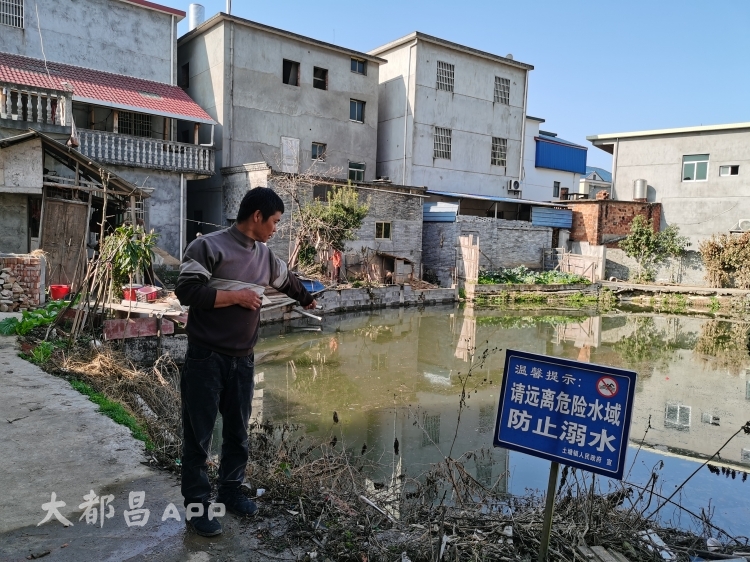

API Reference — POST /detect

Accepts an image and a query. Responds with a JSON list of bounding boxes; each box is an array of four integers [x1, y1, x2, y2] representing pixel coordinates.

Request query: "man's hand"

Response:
[[214, 289, 262, 310], [304, 299, 318, 310]]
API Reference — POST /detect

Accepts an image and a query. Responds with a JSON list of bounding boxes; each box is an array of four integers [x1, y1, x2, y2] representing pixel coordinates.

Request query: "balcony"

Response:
[[77, 129, 214, 176], [0, 83, 72, 132]]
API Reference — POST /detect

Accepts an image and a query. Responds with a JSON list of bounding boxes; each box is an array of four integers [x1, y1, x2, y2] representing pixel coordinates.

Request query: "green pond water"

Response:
[[231, 305, 750, 535]]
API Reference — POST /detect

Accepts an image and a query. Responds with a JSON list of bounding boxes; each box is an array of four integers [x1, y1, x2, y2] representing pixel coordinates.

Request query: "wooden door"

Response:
[[40, 198, 89, 287], [456, 234, 479, 284]]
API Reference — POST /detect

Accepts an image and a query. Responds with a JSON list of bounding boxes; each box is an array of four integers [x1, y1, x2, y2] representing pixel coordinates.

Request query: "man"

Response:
[[175, 188, 316, 537]]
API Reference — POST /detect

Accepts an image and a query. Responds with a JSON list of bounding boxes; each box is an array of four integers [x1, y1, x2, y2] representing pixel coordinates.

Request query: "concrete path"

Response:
[[0, 315, 299, 562], [602, 280, 750, 296]]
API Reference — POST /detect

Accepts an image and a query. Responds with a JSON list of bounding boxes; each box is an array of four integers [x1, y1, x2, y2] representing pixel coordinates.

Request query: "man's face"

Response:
[[252, 211, 282, 243]]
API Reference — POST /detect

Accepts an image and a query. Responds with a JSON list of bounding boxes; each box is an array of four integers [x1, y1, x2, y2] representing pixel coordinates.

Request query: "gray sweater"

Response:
[[175, 225, 313, 356]]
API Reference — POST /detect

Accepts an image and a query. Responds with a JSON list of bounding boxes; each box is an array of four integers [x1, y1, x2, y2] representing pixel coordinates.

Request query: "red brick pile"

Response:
[[0, 254, 44, 312]]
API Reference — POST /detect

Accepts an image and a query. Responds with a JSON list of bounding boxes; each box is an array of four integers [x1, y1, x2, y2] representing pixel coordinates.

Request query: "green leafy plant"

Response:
[[29, 341, 55, 365], [478, 266, 590, 285], [0, 299, 67, 336], [100, 224, 158, 287], [619, 215, 689, 282], [708, 296, 721, 313]]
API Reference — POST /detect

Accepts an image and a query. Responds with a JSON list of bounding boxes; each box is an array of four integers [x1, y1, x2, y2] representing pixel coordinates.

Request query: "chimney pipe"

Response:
[[226, 0, 231, 14]]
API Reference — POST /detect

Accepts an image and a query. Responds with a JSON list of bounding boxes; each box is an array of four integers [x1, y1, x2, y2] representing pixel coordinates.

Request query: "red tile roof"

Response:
[[0, 52, 214, 123]]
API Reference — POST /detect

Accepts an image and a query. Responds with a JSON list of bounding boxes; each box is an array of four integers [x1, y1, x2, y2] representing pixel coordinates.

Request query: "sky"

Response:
[[171, 0, 750, 170]]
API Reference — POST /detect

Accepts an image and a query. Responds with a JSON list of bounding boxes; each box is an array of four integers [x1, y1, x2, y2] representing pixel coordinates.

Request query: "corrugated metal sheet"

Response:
[[531, 206, 573, 228], [535, 138, 587, 174], [423, 202, 458, 222], [425, 190, 563, 208]]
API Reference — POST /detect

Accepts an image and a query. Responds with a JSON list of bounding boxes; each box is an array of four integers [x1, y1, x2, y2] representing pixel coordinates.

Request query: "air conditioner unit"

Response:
[[507, 179, 521, 192]]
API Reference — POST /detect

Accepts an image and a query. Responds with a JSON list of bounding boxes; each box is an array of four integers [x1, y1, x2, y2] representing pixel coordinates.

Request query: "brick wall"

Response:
[[566, 201, 661, 248], [423, 217, 553, 287], [0, 254, 45, 311]]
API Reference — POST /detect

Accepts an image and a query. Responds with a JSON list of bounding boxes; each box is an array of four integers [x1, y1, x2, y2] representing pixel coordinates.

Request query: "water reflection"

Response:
[[246, 305, 750, 532]]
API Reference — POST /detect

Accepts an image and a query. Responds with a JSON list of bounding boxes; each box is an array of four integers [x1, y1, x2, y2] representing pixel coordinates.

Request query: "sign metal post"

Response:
[[537, 460, 559, 562], [493, 350, 637, 562]]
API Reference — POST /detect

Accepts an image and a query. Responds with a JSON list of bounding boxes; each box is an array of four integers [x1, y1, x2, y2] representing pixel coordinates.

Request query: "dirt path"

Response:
[[0, 314, 301, 562]]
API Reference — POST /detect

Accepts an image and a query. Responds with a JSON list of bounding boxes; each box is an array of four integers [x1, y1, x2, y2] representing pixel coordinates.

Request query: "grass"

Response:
[[70, 379, 153, 450], [474, 291, 600, 308], [709, 296, 721, 313]]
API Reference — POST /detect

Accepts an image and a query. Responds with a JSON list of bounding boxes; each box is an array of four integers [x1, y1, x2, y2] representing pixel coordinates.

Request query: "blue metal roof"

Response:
[[535, 138, 587, 174], [423, 202, 458, 222], [585, 166, 612, 182], [537, 133, 587, 149], [531, 207, 573, 229], [425, 190, 564, 207]]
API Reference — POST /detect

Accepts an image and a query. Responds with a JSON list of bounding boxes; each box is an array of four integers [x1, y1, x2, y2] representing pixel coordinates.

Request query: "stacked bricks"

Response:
[[566, 201, 661, 248], [0, 254, 44, 312]]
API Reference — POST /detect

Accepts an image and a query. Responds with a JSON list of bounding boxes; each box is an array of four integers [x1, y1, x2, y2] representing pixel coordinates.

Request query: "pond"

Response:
[[245, 305, 750, 536]]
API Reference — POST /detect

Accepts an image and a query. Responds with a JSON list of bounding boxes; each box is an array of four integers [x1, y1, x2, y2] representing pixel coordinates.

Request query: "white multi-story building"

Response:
[[369, 32, 533, 197]]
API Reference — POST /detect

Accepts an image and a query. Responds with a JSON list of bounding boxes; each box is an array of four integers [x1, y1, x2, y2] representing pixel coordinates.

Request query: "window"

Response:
[[491, 137, 507, 166], [312, 142, 326, 161], [119, 111, 152, 138], [350, 99, 365, 123], [351, 58, 367, 75], [553, 181, 560, 198], [348, 161, 365, 182], [436, 61, 454, 92], [421, 413, 440, 447], [682, 154, 709, 181], [313, 184, 330, 201], [700, 412, 720, 426], [433, 127, 452, 160], [313, 67, 328, 90], [375, 222, 391, 240], [720, 165, 739, 176], [494, 76, 510, 104], [664, 402, 691, 431], [0, 0, 23, 28], [282, 59, 299, 86], [180, 62, 189, 88]]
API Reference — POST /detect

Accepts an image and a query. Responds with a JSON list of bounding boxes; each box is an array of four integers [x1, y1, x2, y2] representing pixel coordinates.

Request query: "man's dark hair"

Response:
[[236, 187, 285, 223]]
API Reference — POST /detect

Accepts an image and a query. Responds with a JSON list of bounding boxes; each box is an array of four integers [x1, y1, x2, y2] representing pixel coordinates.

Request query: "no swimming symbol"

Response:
[[596, 376, 619, 398]]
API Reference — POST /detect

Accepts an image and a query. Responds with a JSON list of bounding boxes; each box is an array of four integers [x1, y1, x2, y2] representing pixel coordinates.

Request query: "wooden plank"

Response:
[[590, 546, 621, 562], [577, 544, 600, 561], [103, 317, 174, 341], [607, 550, 631, 562]]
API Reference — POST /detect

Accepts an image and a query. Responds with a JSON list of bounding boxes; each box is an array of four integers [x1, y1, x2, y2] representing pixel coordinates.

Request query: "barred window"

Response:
[[436, 61, 454, 92], [1, 0, 23, 28], [119, 111, 152, 138], [491, 137, 507, 166], [348, 161, 365, 182], [433, 127, 452, 160], [312, 142, 326, 161], [494, 76, 510, 104]]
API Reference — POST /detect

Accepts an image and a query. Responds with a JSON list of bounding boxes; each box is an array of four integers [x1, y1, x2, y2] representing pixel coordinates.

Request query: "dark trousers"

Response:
[[180, 343, 255, 506]]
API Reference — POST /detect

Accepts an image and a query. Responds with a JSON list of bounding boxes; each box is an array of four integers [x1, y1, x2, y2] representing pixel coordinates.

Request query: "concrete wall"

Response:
[[605, 248, 706, 285], [522, 118, 580, 202], [423, 216, 552, 287], [179, 18, 381, 226], [0, 0, 176, 83], [108, 167, 183, 259], [375, 40, 528, 196], [0, 138, 43, 195], [0, 194, 28, 254], [607, 128, 750, 246]]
